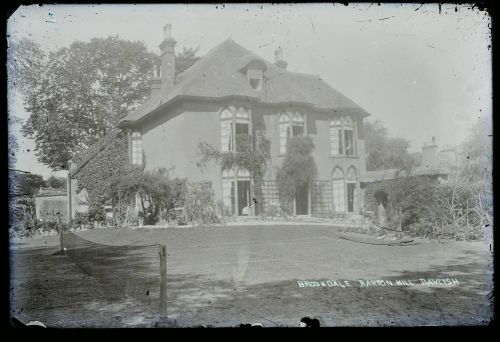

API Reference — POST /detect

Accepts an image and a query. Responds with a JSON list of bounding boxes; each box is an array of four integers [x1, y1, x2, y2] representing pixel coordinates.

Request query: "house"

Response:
[[115, 24, 370, 218], [34, 188, 68, 222], [361, 137, 456, 213]]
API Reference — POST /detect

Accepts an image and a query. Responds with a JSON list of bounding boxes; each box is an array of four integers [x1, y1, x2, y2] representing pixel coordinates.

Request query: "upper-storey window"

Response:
[[279, 111, 306, 154], [247, 69, 263, 90], [343, 117, 355, 156], [221, 109, 233, 152], [131, 131, 143, 165], [221, 107, 250, 152], [330, 116, 356, 157]]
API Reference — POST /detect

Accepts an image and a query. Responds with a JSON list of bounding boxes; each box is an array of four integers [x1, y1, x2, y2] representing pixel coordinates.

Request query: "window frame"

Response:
[[330, 116, 357, 157], [332, 167, 346, 213], [222, 166, 251, 216], [278, 111, 306, 155], [131, 131, 143, 166], [345, 166, 358, 212], [247, 69, 263, 91], [220, 107, 251, 153]]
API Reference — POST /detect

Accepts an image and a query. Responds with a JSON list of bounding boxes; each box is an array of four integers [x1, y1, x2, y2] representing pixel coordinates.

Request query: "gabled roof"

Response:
[[119, 39, 370, 126]]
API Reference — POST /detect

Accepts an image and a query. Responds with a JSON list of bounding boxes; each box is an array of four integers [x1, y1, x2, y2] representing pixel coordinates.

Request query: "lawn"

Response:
[[9, 225, 494, 327]]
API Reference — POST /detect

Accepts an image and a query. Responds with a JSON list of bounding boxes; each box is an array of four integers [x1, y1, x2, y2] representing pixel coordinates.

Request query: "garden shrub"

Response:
[[184, 181, 222, 226], [277, 136, 317, 216], [105, 168, 186, 226]]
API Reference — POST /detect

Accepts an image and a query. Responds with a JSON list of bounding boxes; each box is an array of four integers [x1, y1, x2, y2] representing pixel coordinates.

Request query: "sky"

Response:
[[7, 3, 492, 178]]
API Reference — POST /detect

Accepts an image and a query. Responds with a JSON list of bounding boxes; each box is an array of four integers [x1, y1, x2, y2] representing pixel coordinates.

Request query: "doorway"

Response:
[[347, 183, 355, 212], [237, 180, 251, 216], [295, 182, 309, 215]]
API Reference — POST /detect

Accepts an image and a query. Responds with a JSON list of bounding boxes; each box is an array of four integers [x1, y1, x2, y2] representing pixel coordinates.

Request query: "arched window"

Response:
[[131, 131, 142, 165], [222, 168, 236, 215], [221, 107, 250, 152], [346, 166, 357, 181], [346, 166, 358, 212], [220, 109, 233, 152], [332, 167, 346, 212], [330, 118, 343, 156], [330, 116, 356, 156], [291, 112, 305, 137], [235, 108, 250, 151], [222, 166, 251, 216], [279, 111, 306, 154], [343, 117, 355, 156], [237, 168, 251, 178], [279, 113, 290, 154]]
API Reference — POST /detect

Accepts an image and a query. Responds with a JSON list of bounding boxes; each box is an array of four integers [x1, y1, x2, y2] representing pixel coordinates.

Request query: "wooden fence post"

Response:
[[159, 244, 167, 316]]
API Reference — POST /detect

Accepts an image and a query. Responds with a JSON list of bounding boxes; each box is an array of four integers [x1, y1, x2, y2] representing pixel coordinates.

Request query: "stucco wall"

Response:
[[136, 100, 367, 213], [140, 101, 223, 199], [35, 195, 68, 221]]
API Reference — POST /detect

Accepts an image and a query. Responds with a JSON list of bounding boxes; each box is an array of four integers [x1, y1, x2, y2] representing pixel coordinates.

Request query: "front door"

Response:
[[347, 183, 355, 212], [295, 182, 309, 215], [237, 180, 251, 216]]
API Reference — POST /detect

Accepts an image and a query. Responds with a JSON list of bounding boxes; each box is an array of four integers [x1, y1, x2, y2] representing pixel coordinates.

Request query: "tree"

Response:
[[7, 38, 37, 171], [175, 46, 201, 75], [12, 173, 45, 197], [7, 37, 46, 94], [45, 175, 67, 189], [451, 116, 492, 233], [364, 119, 418, 171], [455, 117, 492, 185], [276, 136, 318, 215], [8, 116, 21, 169], [12, 36, 159, 171], [73, 129, 130, 216]]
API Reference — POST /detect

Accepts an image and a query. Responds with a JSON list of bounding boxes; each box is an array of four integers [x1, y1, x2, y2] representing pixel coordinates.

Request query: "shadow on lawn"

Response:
[[163, 258, 493, 327], [10, 243, 493, 327], [10, 245, 165, 327]]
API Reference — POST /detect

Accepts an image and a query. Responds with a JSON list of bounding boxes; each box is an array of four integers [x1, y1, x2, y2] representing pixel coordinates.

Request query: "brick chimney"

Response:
[[274, 46, 288, 70], [150, 64, 161, 97], [159, 24, 176, 94], [421, 136, 439, 169]]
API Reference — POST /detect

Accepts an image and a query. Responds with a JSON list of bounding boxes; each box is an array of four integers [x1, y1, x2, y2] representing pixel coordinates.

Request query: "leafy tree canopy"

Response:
[[45, 175, 67, 189], [11, 173, 45, 197], [364, 119, 418, 171], [175, 46, 201, 75], [456, 117, 492, 185], [11, 36, 159, 171]]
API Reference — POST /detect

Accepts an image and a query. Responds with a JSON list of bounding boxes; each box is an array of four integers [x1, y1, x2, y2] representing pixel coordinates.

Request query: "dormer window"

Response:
[[247, 69, 262, 90]]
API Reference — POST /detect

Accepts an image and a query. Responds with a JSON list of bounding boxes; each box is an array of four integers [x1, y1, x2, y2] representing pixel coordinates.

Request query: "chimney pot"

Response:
[[274, 46, 288, 70], [159, 24, 176, 94], [274, 46, 283, 62], [163, 24, 172, 39]]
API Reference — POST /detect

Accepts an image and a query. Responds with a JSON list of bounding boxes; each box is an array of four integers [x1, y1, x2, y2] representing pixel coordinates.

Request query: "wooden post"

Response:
[[159, 244, 167, 316], [67, 163, 72, 225]]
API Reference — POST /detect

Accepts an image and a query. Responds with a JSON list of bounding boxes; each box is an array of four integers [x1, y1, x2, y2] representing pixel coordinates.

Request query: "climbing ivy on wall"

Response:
[[276, 136, 318, 215], [198, 130, 271, 214], [74, 130, 132, 217]]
